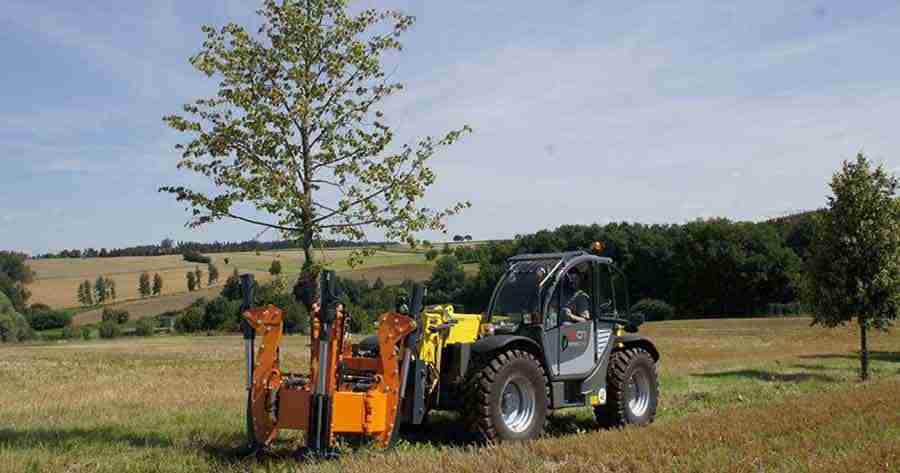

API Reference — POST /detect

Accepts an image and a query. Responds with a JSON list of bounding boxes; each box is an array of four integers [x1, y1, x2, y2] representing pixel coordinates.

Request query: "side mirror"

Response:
[[599, 300, 613, 314]]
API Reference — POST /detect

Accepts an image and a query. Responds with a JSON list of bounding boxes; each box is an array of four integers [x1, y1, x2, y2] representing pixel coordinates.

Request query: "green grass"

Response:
[[1, 318, 897, 472]]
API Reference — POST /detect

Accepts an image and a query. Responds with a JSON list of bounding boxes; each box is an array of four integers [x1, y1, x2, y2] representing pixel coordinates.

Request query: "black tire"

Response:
[[595, 347, 659, 427], [462, 349, 548, 443]]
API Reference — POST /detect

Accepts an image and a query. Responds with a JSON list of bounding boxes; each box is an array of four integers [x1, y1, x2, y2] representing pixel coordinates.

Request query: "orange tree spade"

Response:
[[800, 153, 900, 381], [161, 0, 471, 286]]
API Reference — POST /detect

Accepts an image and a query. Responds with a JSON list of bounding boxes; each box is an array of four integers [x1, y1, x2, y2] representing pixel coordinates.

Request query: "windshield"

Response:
[[489, 259, 559, 331]]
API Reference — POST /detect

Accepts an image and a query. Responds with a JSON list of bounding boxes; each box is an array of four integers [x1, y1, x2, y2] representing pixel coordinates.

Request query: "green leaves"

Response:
[[161, 0, 470, 267], [801, 153, 900, 332]]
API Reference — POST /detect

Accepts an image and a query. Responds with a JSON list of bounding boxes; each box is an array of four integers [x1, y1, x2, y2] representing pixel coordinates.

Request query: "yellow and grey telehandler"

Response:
[[239, 245, 659, 456]]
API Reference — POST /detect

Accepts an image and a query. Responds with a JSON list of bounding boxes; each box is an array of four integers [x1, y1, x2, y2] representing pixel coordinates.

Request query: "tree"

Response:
[[94, 276, 108, 303], [0, 293, 33, 342], [222, 269, 250, 301], [152, 273, 164, 296], [670, 219, 799, 316], [27, 308, 71, 331], [139, 272, 152, 298], [160, 0, 471, 285], [0, 251, 34, 312], [194, 267, 204, 289], [208, 263, 220, 286], [465, 235, 473, 241], [77, 281, 88, 306], [83, 280, 94, 305], [453, 235, 464, 242], [372, 277, 384, 290], [426, 255, 466, 304], [800, 153, 900, 381], [101, 307, 129, 324], [160, 238, 174, 254], [135, 318, 155, 337], [425, 249, 438, 261], [269, 260, 283, 276], [99, 321, 121, 339], [187, 271, 198, 292], [108, 279, 117, 301]]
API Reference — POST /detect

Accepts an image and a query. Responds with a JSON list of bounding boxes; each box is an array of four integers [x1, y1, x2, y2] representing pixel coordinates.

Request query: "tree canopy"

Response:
[[800, 153, 900, 380], [162, 0, 470, 272]]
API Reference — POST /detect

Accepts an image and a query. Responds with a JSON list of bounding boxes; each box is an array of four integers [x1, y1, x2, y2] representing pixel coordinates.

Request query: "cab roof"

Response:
[[507, 251, 612, 265]]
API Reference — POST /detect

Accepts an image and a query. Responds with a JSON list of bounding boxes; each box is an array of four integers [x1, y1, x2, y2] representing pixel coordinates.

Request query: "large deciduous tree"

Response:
[[800, 153, 900, 381], [161, 0, 470, 284]]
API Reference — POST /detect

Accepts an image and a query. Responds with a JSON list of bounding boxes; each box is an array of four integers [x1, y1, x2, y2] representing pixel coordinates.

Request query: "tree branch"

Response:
[[224, 211, 303, 233]]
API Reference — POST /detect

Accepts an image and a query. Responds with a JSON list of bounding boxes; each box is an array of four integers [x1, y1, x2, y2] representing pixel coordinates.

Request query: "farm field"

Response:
[[1, 317, 897, 472], [26, 248, 431, 312]]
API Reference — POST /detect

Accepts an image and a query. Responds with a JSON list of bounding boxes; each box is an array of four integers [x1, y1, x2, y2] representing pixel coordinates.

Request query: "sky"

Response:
[[2, 0, 900, 255]]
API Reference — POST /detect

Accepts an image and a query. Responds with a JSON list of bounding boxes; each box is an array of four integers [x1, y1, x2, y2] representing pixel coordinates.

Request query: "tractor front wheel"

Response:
[[463, 349, 548, 443], [595, 347, 659, 427]]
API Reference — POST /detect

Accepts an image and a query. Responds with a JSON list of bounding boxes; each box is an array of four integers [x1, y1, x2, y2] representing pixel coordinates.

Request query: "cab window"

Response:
[[547, 261, 594, 326]]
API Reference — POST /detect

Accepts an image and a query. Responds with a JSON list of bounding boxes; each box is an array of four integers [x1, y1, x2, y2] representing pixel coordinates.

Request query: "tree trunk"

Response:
[[303, 236, 315, 270], [859, 316, 869, 381]]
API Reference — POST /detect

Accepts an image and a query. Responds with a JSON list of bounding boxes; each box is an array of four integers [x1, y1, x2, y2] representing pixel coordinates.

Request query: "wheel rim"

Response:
[[627, 368, 651, 417], [500, 376, 536, 433]]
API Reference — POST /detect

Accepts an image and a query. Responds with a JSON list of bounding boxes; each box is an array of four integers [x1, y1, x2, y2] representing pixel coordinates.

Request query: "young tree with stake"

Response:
[[187, 271, 197, 292], [801, 153, 900, 380], [161, 0, 470, 304], [94, 277, 108, 304], [139, 272, 151, 298], [153, 273, 164, 296]]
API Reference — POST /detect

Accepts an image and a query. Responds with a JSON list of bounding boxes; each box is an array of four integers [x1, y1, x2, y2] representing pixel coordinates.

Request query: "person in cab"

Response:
[[561, 270, 591, 323]]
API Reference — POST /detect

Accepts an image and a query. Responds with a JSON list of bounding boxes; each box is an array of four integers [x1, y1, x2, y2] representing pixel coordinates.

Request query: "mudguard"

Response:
[[471, 334, 543, 357], [617, 334, 660, 362]]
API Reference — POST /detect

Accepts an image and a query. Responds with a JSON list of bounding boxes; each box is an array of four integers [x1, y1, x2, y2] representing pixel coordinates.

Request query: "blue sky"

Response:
[[2, 0, 900, 255]]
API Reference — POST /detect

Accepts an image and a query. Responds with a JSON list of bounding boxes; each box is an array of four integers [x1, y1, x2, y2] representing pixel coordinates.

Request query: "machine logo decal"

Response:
[[562, 327, 587, 351]]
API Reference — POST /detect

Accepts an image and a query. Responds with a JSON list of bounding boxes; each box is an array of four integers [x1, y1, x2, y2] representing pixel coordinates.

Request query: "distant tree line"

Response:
[[33, 237, 392, 259], [422, 217, 818, 319]]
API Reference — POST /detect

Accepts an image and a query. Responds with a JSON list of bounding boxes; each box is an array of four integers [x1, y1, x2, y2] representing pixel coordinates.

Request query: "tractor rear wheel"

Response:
[[595, 347, 658, 427], [462, 349, 547, 443]]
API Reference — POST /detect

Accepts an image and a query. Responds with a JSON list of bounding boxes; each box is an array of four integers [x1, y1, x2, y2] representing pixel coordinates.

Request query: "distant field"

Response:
[[26, 248, 433, 314], [0, 317, 896, 472]]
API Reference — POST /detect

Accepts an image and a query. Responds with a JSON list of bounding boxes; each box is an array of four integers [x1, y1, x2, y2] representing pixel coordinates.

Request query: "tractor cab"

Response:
[[486, 251, 633, 331], [482, 249, 652, 409]]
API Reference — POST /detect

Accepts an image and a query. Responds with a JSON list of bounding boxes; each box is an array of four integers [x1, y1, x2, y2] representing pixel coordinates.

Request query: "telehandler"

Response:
[[239, 245, 659, 456]]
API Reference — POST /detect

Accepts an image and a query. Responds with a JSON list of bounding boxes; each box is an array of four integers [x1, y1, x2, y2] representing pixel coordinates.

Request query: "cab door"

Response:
[[555, 260, 596, 378]]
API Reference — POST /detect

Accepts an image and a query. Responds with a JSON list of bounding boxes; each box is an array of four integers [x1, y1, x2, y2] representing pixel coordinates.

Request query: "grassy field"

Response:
[[26, 248, 432, 315], [1, 317, 897, 472]]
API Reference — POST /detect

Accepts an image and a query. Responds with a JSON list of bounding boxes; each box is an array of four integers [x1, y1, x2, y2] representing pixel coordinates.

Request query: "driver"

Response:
[[561, 270, 591, 323]]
